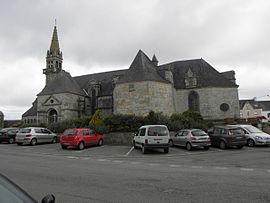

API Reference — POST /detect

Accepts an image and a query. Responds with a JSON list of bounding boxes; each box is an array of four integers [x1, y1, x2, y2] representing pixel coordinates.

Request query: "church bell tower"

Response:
[[43, 25, 63, 84]]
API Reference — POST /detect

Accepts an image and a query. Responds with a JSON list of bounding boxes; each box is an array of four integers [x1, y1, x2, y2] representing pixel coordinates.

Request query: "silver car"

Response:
[[228, 125, 270, 147], [169, 129, 211, 151], [16, 127, 57, 146]]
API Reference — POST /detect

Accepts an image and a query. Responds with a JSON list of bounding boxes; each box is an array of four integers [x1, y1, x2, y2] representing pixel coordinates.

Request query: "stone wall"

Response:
[[37, 93, 85, 124], [175, 87, 240, 120], [103, 131, 176, 145], [103, 132, 134, 145], [114, 81, 174, 116]]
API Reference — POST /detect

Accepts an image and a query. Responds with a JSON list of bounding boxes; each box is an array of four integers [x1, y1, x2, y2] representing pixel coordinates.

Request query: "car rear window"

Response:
[[18, 129, 31, 133], [63, 129, 77, 136], [191, 130, 207, 136], [147, 126, 168, 136]]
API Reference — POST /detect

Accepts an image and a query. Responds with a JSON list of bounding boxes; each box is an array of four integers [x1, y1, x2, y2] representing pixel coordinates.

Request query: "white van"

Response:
[[133, 125, 170, 154]]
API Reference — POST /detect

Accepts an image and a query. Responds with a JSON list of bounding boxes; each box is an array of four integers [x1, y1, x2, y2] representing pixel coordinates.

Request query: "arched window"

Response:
[[91, 89, 96, 115], [48, 109, 58, 124], [188, 91, 200, 112]]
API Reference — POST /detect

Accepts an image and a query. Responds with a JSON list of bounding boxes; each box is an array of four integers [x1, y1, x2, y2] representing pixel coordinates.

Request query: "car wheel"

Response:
[[247, 139, 255, 147], [164, 147, 169, 153], [133, 141, 138, 149], [219, 141, 226, 149], [8, 138, 15, 144], [237, 145, 244, 149], [98, 139, 103, 146], [78, 142, 84, 150], [169, 140, 174, 147], [204, 146, 210, 150], [142, 145, 147, 154], [30, 138, 37, 146], [52, 137, 57, 144], [61, 145, 67, 149], [186, 143, 192, 151]]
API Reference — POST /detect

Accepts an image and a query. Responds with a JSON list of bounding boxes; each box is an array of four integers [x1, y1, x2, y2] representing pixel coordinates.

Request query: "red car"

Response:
[[60, 128, 104, 150]]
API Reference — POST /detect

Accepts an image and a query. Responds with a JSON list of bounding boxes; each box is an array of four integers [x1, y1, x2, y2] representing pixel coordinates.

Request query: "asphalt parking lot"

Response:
[[0, 143, 270, 202]]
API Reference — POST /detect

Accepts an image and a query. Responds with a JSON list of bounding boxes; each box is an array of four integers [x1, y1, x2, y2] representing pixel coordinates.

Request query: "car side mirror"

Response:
[[41, 194, 55, 203]]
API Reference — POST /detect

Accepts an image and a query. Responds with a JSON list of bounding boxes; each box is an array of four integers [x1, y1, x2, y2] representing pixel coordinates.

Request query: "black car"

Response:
[[0, 128, 19, 144], [0, 173, 55, 203], [207, 126, 246, 149]]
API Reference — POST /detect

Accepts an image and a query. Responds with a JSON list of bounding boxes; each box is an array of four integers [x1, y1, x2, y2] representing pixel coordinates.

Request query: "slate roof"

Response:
[[240, 100, 270, 111], [50, 26, 60, 52], [117, 50, 169, 84], [37, 50, 237, 100], [38, 70, 86, 96], [158, 59, 238, 89], [73, 69, 126, 96], [22, 99, 37, 117]]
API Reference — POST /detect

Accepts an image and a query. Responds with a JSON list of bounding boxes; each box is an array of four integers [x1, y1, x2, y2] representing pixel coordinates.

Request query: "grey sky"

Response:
[[0, 0, 269, 119]]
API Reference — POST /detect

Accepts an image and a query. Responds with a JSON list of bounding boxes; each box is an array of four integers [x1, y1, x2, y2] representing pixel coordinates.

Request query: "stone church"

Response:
[[22, 26, 240, 125]]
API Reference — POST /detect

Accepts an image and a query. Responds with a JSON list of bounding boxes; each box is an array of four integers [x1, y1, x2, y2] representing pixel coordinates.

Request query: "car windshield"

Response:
[[147, 126, 168, 136], [244, 126, 262, 133], [191, 130, 207, 136], [0, 129, 8, 133], [63, 129, 77, 136], [18, 129, 31, 133]]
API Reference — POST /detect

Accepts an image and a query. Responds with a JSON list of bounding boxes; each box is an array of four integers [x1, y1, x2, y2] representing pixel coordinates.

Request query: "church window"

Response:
[[56, 61, 58, 67], [50, 99, 54, 104], [188, 91, 200, 112], [220, 103, 230, 112]]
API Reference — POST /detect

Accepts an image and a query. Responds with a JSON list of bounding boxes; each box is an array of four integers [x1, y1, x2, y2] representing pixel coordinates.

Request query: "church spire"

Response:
[[50, 26, 60, 52], [43, 25, 63, 84]]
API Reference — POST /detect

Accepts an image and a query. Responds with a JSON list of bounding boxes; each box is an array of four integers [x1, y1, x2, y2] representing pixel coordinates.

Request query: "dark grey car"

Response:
[[208, 126, 246, 149], [169, 129, 211, 151]]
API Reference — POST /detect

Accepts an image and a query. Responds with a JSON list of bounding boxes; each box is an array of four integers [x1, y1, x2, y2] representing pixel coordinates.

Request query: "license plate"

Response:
[[64, 142, 70, 145]]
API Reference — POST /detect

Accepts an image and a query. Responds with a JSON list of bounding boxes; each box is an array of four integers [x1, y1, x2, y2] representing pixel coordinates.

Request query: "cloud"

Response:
[[0, 0, 269, 119]]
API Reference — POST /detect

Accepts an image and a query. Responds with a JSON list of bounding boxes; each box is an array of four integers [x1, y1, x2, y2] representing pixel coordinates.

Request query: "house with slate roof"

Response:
[[22, 26, 240, 125], [240, 99, 270, 121]]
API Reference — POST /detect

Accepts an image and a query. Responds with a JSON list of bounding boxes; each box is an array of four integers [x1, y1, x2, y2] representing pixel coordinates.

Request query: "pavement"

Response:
[[0, 143, 270, 202]]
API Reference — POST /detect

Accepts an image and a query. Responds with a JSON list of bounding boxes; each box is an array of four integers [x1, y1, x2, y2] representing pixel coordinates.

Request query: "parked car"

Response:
[[207, 126, 246, 149], [133, 125, 170, 154], [169, 129, 211, 151], [0, 173, 55, 203], [60, 128, 104, 150], [0, 128, 19, 144], [16, 127, 58, 146], [227, 124, 270, 147]]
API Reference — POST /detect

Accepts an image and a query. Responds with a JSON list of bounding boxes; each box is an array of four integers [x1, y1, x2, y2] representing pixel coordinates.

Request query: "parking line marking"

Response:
[[191, 166, 203, 169], [81, 157, 90, 160], [240, 168, 254, 172], [124, 147, 134, 156], [66, 156, 78, 159], [96, 159, 107, 162], [215, 167, 228, 170], [112, 160, 123, 163], [169, 164, 181, 168], [148, 163, 160, 166], [130, 162, 141, 165]]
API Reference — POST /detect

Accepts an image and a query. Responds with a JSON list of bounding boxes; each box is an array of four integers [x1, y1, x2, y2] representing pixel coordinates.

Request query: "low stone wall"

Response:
[[102, 131, 176, 145], [103, 132, 134, 145]]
